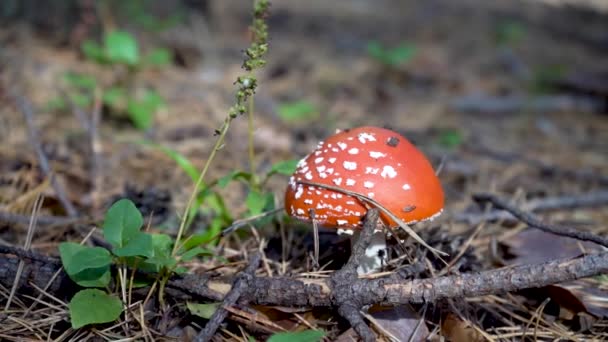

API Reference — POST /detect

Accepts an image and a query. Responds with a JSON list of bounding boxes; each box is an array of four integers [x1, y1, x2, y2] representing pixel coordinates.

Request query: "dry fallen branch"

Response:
[[1, 246, 606, 309], [474, 193, 608, 247], [454, 191, 608, 225], [194, 253, 262, 342]]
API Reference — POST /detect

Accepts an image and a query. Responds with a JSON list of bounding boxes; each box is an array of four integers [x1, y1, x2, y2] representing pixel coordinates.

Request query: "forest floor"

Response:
[[1, 0, 608, 340]]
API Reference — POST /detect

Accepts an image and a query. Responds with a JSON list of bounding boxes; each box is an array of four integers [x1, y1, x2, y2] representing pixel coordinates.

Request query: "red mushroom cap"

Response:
[[284, 126, 444, 229]]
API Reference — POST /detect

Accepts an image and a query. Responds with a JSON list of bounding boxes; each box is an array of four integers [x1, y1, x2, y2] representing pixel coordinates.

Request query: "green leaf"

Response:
[[103, 87, 127, 108], [267, 330, 325, 342], [180, 246, 214, 262], [217, 170, 252, 188], [246, 190, 274, 216], [138, 142, 201, 182], [112, 232, 154, 258], [367, 41, 416, 66], [70, 93, 93, 108], [145, 48, 172, 66], [103, 199, 144, 249], [151, 233, 174, 258], [127, 90, 164, 130], [496, 21, 526, 46], [438, 129, 464, 149], [81, 40, 106, 63], [187, 302, 220, 319], [386, 44, 416, 66], [181, 233, 212, 251], [105, 30, 139, 65], [277, 101, 318, 122], [46, 97, 67, 111], [59, 242, 111, 287], [64, 73, 97, 90], [68, 289, 123, 329], [269, 159, 298, 176]]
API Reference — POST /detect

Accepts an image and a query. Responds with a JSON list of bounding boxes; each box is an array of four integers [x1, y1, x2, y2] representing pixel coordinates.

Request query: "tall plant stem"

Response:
[[172, 118, 233, 256], [247, 92, 256, 181]]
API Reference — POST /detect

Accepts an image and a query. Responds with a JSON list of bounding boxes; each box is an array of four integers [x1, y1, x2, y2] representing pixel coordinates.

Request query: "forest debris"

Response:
[[503, 229, 603, 265], [454, 191, 608, 225], [450, 93, 604, 114], [441, 313, 485, 342], [365, 304, 429, 341], [193, 252, 262, 342], [474, 193, 608, 247]]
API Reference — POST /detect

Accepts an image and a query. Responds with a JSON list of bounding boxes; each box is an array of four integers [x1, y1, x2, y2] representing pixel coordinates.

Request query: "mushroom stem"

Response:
[[352, 230, 387, 275]]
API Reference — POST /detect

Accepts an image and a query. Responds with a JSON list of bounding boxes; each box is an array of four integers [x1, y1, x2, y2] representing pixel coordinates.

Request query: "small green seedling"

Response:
[[437, 129, 464, 149], [277, 100, 319, 122], [495, 21, 527, 47], [367, 41, 417, 67], [267, 330, 326, 342], [59, 198, 212, 328], [51, 29, 169, 130]]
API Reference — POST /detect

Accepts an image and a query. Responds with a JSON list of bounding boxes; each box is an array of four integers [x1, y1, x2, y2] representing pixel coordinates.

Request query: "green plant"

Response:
[[51, 29, 170, 130], [367, 41, 417, 67], [59, 199, 212, 328], [172, 0, 271, 256], [437, 129, 464, 149], [495, 21, 527, 47], [267, 330, 326, 342], [277, 100, 319, 122]]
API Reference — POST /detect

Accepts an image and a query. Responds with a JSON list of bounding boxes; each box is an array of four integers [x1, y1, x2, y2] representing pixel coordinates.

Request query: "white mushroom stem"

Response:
[[351, 230, 387, 275]]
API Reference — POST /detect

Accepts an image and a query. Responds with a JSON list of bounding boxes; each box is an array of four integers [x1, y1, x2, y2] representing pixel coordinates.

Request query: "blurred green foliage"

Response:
[[367, 41, 417, 67]]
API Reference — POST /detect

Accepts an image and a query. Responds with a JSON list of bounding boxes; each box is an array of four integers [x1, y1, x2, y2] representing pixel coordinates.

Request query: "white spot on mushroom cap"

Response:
[[348, 148, 359, 154], [364, 181, 374, 189], [333, 177, 342, 186], [365, 167, 379, 175], [314, 157, 324, 164], [296, 208, 305, 215], [368, 192, 375, 198], [337, 142, 347, 150], [343, 161, 357, 170], [328, 157, 337, 164], [305, 172, 313, 180], [381, 165, 397, 179], [358, 132, 377, 143], [402, 183, 411, 190], [304, 199, 313, 204], [346, 179, 356, 186], [369, 151, 386, 159], [316, 165, 326, 173], [295, 185, 304, 199], [337, 219, 349, 226]]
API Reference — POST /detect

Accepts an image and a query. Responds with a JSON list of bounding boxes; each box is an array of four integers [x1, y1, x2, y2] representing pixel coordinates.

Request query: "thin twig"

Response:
[[5, 195, 42, 311], [12, 93, 78, 217], [473, 193, 608, 248], [454, 191, 608, 225], [0, 211, 82, 227], [310, 209, 320, 271], [193, 253, 262, 342]]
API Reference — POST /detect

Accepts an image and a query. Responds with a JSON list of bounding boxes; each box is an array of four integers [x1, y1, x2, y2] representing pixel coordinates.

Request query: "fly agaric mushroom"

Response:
[[284, 126, 444, 274]]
